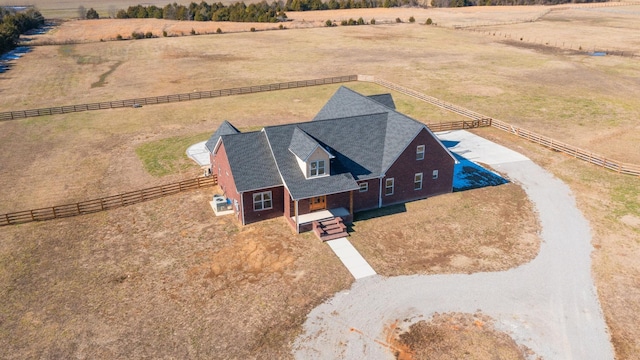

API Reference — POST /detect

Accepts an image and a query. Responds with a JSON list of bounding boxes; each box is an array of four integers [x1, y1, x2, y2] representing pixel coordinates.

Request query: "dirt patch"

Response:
[[350, 183, 540, 275], [0, 188, 353, 359], [620, 214, 640, 229], [391, 312, 541, 360]]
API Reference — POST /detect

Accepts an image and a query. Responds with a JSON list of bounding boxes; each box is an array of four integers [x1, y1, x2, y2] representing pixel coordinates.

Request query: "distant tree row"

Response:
[[0, 7, 45, 54], [283, 0, 421, 10], [431, 0, 607, 7], [115, 1, 286, 23]]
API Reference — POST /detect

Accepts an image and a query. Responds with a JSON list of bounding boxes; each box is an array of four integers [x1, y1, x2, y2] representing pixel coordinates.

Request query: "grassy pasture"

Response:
[[0, 5, 639, 359]]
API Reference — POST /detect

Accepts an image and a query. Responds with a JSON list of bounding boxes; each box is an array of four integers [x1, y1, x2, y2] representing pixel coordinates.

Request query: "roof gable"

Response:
[[288, 127, 330, 162], [367, 93, 396, 109], [205, 120, 240, 152], [221, 131, 282, 192]]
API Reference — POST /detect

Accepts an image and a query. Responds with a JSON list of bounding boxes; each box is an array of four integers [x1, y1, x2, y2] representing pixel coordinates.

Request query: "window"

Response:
[[385, 178, 394, 196], [310, 160, 326, 177], [432, 170, 439, 179], [359, 182, 368, 192], [253, 191, 272, 211], [414, 173, 423, 190], [416, 145, 425, 160]]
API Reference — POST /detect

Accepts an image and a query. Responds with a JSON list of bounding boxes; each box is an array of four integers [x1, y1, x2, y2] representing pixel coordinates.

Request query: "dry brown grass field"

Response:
[[1, 3, 639, 359]]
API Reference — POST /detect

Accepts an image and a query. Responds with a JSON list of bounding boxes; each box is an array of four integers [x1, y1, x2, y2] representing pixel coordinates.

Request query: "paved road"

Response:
[[294, 131, 613, 360]]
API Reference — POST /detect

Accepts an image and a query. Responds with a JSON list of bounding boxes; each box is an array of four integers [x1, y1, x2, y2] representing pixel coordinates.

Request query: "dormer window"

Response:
[[310, 160, 326, 177]]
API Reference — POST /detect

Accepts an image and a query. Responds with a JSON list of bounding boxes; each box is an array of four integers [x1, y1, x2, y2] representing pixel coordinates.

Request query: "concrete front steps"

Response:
[[313, 217, 348, 241]]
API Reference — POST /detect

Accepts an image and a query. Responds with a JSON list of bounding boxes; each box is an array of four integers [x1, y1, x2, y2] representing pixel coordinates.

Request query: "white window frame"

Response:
[[385, 178, 394, 196], [416, 145, 425, 160], [309, 160, 326, 177], [253, 191, 273, 211], [359, 182, 368, 193], [414, 173, 423, 190], [432, 170, 439, 179]]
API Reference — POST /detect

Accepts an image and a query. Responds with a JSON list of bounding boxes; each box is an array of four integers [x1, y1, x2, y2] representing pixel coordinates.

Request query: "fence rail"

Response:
[[0, 75, 358, 121], [426, 119, 492, 132], [364, 76, 640, 177], [0, 175, 217, 227]]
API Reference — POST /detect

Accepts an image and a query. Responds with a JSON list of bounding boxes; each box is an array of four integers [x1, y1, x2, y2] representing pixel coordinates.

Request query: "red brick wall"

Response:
[[242, 186, 285, 225], [382, 128, 454, 206], [326, 192, 350, 210], [212, 142, 243, 224], [353, 179, 380, 212]]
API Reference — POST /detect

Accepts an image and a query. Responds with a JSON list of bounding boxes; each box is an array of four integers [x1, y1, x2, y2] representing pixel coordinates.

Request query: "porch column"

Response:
[[294, 200, 299, 234], [349, 190, 354, 219]]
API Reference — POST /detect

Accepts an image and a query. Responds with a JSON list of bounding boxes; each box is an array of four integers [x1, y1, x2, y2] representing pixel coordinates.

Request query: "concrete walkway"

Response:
[[326, 238, 377, 280], [186, 141, 210, 167], [294, 130, 613, 360]]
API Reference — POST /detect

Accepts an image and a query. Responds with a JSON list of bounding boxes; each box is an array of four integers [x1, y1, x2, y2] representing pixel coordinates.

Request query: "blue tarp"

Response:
[[442, 140, 509, 192]]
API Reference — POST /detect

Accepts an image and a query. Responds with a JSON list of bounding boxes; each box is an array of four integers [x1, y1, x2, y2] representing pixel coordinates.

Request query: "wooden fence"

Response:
[[0, 75, 358, 121], [491, 119, 640, 176], [426, 118, 492, 132], [0, 175, 217, 226], [365, 76, 640, 177]]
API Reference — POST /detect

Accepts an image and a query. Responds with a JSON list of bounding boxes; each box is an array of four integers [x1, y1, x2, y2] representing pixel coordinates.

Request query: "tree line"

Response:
[[431, 0, 607, 6], [115, 2, 287, 23], [0, 7, 45, 55]]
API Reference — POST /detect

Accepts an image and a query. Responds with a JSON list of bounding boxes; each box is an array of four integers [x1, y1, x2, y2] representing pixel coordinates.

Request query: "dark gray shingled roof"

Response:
[[313, 86, 428, 174], [207, 86, 455, 199], [205, 120, 240, 152], [264, 124, 360, 200], [367, 93, 396, 109], [288, 127, 321, 161], [220, 131, 282, 192]]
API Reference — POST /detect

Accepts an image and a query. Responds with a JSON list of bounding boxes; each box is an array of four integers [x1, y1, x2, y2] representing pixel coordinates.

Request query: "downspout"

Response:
[[378, 177, 383, 208], [240, 192, 245, 225]]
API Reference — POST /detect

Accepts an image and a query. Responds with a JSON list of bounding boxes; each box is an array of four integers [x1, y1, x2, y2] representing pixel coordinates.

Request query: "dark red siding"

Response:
[[382, 128, 454, 207], [212, 142, 243, 223], [353, 179, 380, 212], [242, 186, 285, 225]]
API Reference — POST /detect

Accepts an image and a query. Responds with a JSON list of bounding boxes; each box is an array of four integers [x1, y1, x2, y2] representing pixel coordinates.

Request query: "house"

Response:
[[206, 86, 457, 237]]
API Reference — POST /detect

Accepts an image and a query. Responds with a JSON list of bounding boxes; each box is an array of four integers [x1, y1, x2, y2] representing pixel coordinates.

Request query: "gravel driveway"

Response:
[[293, 131, 614, 359]]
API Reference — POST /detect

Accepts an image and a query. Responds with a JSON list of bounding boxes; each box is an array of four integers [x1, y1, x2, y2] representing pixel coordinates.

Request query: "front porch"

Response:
[[287, 206, 351, 236], [292, 207, 350, 225]]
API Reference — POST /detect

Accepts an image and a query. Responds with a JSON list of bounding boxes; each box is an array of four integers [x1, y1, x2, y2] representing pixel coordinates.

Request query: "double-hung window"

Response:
[[253, 191, 272, 211], [310, 160, 325, 177], [359, 182, 368, 192], [414, 173, 423, 190], [432, 170, 439, 179], [416, 145, 425, 160], [385, 178, 394, 196]]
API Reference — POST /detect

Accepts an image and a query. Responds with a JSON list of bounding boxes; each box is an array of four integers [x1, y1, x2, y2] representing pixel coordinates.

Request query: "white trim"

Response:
[[414, 172, 423, 190], [213, 137, 224, 154], [385, 178, 395, 196], [240, 192, 245, 225], [309, 159, 326, 177], [359, 182, 369, 192], [378, 177, 383, 208], [432, 169, 439, 179], [295, 200, 299, 233], [253, 191, 273, 211], [416, 145, 425, 160]]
